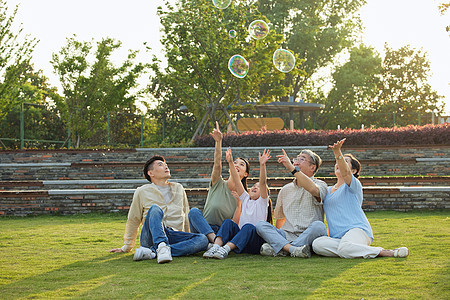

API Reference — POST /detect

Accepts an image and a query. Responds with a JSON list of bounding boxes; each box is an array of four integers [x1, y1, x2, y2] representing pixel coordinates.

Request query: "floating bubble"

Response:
[[228, 29, 237, 38], [212, 0, 231, 9], [273, 49, 295, 73], [228, 55, 249, 78], [248, 20, 269, 40]]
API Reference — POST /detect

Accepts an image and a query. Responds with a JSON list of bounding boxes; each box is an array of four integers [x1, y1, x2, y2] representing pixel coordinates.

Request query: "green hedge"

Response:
[[194, 124, 450, 147]]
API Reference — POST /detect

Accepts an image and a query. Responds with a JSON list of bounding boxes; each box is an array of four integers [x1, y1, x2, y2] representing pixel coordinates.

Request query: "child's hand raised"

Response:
[[259, 148, 271, 165], [226, 147, 233, 163]]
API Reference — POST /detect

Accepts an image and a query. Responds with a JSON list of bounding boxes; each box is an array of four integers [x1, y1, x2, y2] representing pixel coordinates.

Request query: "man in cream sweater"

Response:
[[109, 155, 208, 263]]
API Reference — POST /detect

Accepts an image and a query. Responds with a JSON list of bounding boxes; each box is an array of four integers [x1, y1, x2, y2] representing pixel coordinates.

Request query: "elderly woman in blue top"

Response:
[[312, 138, 409, 259]]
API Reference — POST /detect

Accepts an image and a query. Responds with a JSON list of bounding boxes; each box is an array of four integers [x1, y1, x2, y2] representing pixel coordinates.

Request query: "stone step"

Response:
[[1, 186, 449, 216], [1, 145, 449, 180], [1, 176, 448, 191]]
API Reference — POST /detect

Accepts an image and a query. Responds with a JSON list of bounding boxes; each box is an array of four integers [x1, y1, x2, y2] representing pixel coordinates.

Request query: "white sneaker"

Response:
[[156, 242, 173, 264], [203, 244, 220, 258], [260, 243, 288, 257], [213, 246, 229, 260], [290, 245, 311, 258], [393, 247, 409, 258], [133, 247, 156, 261]]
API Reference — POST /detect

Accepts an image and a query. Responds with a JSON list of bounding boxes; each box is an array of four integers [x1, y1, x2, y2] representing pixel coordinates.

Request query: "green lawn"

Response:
[[0, 211, 448, 299]]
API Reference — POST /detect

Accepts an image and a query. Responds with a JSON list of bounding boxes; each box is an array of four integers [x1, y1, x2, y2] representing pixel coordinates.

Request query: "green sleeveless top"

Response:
[[203, 177, 236, 226]]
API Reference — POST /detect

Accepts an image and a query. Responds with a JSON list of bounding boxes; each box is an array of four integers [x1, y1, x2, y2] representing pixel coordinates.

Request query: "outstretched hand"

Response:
[[329, 138, 346, 155], [109, 248, 124, 253], [226, 147, 233, 163], [259, 148, 271, 165], [276, 149, 294, 171], [210, 121, 223, 142]]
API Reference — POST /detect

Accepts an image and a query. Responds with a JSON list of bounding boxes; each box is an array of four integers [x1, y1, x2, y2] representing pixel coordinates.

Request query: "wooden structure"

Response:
[[236, 117, 284, 131]]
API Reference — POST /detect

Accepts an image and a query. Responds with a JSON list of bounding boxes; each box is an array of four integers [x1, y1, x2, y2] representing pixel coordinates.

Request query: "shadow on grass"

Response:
[[1, 251, 364, 299]]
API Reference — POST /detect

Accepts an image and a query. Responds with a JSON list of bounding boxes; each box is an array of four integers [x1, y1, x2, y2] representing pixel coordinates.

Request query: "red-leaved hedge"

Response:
[[194, 124, 449, 147]]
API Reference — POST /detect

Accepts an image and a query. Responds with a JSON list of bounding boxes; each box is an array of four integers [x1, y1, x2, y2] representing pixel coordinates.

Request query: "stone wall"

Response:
[[0, 145, 449, 216], [1, 145, 449, 180]]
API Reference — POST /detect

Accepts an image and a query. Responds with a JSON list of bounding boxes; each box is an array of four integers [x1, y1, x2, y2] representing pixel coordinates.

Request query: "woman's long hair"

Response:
[[236, 157, 250, 190], [263, 182, 273, 225]]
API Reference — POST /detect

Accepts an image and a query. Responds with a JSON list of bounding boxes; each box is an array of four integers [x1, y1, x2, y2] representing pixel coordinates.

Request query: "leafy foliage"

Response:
[[194, 124, 450, 147], [258, 0, 365, 100], [321, 44, 444, 129], [321, 44, 382, 129], [149, 0, 290, 140], [51, 36, 148, 148], [0, 0, 37, 120], [0, 63, 65, 148]]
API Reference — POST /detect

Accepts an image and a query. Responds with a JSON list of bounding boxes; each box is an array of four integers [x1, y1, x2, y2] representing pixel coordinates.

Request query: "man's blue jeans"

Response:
[[255, 220, 327, 254], [139, 205, 208, 256], [216, 219, 265, 254], [188, 207, 221, 235]]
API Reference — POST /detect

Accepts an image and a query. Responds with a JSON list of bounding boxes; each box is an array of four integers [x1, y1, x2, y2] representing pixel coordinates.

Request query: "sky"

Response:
[[6, 0, 450, 114]]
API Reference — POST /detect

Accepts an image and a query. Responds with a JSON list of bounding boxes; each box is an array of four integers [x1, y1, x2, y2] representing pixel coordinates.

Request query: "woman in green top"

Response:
[[189, 122, 250, 244]]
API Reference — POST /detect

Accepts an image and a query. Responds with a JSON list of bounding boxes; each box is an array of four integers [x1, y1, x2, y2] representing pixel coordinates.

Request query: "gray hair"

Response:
[[300, 149, 322, 174]]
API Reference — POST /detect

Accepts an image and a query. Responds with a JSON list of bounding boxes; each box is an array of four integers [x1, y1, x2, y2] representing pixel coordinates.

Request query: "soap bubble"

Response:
[[248, 20, 269, 40], [212, 0, 231, 9], [273, 49, 295, 73], [228, 29, 237, 38], [228, 55, 249, 78]]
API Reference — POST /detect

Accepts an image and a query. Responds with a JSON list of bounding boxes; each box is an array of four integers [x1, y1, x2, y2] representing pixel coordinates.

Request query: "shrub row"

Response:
[[194, 124, 450, 147]]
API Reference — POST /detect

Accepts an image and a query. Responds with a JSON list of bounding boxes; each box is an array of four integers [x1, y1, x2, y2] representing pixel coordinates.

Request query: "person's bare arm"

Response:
[[226, 147, 245, 196], [231, 190, 242, 224], [259, 149, 271, 199], [210, 121, 223, 186], [275, 218, 285, 229], [330, 138, 353, 186], [277, 149, 321, 200]]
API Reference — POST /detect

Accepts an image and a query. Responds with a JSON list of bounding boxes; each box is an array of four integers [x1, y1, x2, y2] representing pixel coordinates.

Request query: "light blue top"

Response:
[[323, 176, 374, 240]]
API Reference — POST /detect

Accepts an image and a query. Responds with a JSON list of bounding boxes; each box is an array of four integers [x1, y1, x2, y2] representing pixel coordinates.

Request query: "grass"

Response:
[[0, 211, 448, 299]]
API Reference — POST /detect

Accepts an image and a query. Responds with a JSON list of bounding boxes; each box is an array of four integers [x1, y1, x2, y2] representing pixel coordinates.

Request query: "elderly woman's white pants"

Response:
[[312, 228, 382, 259]]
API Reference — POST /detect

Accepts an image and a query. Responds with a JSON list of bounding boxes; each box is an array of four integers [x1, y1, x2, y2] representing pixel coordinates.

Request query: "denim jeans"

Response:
[[188, 207, 221, 235], [139, 205, 208, 256], [216, 219, 265, 254], [255, 220, 327, 254]]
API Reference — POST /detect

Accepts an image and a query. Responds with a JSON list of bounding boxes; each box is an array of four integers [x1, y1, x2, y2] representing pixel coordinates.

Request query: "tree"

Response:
[[438, 1, 449, 32], [257, 0, 366, 101], [363, 45, 444, 127], [320, 44, 382, 129], [323, 43, 444, 129], [51, 36, 148, 148], [149, 0, 293, 141], [0, 0, 37, 120], [0, 63, 65, 148]]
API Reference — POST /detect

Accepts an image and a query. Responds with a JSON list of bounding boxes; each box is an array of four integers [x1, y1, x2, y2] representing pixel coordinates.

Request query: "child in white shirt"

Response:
[[203, 147, 273, 259]]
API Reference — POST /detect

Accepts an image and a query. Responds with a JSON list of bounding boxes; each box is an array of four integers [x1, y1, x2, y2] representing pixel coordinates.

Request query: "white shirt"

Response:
[[238, 191, 269, 229]]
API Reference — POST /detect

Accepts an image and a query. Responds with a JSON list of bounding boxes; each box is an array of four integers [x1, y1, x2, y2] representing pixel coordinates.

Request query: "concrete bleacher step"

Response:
[[1, 146, 449, 216], [1, 185, 449, 216], [1, 176, 448, 191]]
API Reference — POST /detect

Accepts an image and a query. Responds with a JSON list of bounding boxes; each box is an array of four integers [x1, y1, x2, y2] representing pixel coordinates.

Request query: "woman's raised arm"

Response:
[[210, 121, 223, 186]]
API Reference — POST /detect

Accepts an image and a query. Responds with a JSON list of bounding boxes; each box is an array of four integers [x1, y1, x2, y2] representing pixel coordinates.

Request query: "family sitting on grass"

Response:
[[110, 123, 409, 263]]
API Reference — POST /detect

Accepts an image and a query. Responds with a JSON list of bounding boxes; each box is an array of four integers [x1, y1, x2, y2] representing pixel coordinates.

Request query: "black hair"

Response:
[[236, 157, 250, 190], [344, 153, 361, 178], [143, 155, 165, 182], [267, 199, 273, 225]]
